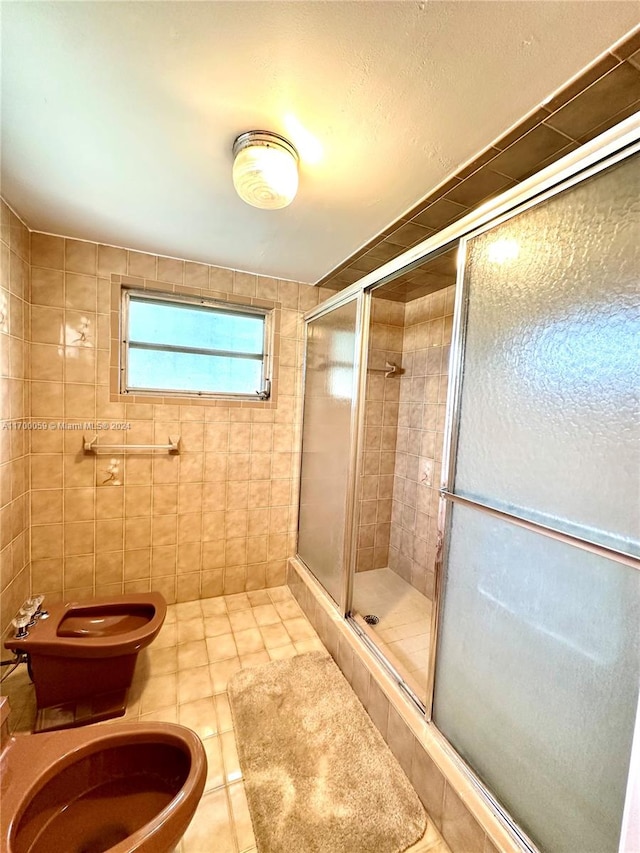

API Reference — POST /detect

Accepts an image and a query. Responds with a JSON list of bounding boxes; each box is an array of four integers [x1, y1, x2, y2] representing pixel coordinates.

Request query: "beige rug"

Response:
[[228, 651, 426, 853]]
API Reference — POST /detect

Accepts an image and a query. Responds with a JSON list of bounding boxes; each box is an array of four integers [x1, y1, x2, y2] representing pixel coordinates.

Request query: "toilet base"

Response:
[[34, 688, 128, 733], [29, 650, 138, 710]]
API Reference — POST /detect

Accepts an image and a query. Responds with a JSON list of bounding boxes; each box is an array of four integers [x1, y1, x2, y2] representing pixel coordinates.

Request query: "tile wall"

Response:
[[355, 296, 404, 572], [0, 202, 337, 634], [357, 285, 455, 602], [0, 204, 30, 631], [387, 286, 454, 599]]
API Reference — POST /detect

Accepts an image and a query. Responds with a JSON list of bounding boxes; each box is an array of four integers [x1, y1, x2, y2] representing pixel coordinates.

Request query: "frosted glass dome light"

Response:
[[232, 131, 299, 210]]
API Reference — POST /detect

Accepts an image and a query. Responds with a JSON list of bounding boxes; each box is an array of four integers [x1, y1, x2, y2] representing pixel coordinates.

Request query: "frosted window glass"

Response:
[[298, 300, 358, 603], [434, 503, 640, 853], [129, 298, 264, 353], [128, 349, 262, 395], [455, 154, 640, 556]]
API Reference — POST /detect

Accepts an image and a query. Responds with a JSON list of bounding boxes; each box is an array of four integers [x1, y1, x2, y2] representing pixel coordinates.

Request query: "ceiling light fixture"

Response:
[[232, 130, 299, 210]]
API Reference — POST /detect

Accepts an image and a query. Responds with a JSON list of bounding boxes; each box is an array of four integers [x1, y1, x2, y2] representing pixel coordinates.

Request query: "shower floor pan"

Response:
[[352, 568, 432, 705]]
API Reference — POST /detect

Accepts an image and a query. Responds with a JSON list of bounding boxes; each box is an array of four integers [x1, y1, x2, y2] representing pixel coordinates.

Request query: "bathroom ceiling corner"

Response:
[[1, 1, 638, 284]]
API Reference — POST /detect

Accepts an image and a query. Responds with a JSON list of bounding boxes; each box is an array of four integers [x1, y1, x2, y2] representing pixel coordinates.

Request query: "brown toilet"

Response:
[[4, 593, 167, 732], [0, 697, 207, 853]]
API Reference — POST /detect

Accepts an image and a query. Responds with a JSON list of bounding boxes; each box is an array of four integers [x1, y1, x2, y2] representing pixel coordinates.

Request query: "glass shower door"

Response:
[[433, 150, 640, 853], [297, 297, 361, 605]]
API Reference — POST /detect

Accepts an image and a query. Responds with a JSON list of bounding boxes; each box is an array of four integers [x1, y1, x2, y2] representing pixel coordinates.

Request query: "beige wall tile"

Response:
[[31, 233, 64, 270], [30, 344, 63, 382], [65, 239, 97, 275], [64, 520, 95, 556], [96, 551, 124, 583], [31, 558, 63, 593], [31, 306, 64, 344], [29, 447, 59, 485], [157, 256, 184, 284], [31, 523, 63, 560], [31, 267, 64, 308], [97, 245, 127, 276], [441, 785, 486, 853], [0, 215, 312, 617], [65, 273, 98, 312], [127, 251, 157, 279], [124, 547, 151, 580], [96, 519, 124, 552], [1, 212, 32, 631], [30, 489, 63, 525], [64, 554, 94, 589]]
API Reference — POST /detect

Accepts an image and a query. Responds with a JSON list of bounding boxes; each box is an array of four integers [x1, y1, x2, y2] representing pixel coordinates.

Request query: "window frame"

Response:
[[120, 287, 273, 401]]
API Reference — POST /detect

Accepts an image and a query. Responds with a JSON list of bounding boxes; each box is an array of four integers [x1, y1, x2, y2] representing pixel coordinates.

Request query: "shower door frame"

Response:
[[428, 135, 640, 718], [425, 140, 640, 853], [296, 110, 640, 657], [296, 289, 371, 615]]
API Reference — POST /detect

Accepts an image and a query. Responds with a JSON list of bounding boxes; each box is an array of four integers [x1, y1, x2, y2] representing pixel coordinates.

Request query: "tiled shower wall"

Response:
[[388, 286, 454, 599], [356, 296, 404, 572], [0, 204, 30, 632], [0, 199, 337, 633], [357, 286, 455, 601]]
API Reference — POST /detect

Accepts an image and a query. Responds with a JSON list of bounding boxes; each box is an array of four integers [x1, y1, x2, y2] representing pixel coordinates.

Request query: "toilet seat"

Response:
[[1, 714, 206, 853]]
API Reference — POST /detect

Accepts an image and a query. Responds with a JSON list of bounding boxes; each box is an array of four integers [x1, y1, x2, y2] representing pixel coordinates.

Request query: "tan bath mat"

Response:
[[228, 651, 426, 853]]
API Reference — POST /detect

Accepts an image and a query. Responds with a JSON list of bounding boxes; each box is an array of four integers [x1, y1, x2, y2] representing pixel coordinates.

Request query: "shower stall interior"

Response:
[[298, 247, 458, 706], [296, 124, 639, 853]]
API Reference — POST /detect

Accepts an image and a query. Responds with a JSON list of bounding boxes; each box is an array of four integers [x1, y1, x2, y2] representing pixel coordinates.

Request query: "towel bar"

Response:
[[83, 435, 181, 453]]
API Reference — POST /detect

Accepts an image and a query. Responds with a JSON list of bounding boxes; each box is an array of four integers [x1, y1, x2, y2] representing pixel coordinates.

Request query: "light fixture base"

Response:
[[232, 130, 298, 163]]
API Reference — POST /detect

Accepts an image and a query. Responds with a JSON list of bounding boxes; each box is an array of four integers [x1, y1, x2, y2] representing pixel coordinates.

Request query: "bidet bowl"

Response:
[[5, 593, 167, 660], [57, 602, 156, 639], [3, 594, 168, 725], [2, 723, 207, 853]]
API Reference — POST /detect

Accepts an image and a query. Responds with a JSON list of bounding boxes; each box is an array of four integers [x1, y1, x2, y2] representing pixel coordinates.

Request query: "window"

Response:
[[121, 289, 272, 399]]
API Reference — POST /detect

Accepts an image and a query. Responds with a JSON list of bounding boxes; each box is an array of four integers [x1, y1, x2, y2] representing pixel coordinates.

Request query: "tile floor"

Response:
[[2, 585, 449, 853], [352, 567, 432, 704]]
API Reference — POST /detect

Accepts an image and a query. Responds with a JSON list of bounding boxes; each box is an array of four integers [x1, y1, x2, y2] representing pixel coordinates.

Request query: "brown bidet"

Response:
[[0, 708, 207, 853], [4, 593, 167, 732]]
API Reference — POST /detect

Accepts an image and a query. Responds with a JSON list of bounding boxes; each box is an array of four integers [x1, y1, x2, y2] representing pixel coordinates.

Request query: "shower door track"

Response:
[[427, 722, 541, 853], [349, 586, 541, 853], [346, 614, 426, 714]]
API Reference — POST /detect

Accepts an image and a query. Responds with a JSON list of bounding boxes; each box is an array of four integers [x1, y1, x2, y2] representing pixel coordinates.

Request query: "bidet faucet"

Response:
[[12, 614, 30, 639], [19, 595, 48, 627], [31, 594, 48, 620]]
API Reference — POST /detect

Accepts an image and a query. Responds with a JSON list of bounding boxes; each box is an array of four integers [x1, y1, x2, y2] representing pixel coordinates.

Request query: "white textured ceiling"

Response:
[[1, 1, 638, 283]]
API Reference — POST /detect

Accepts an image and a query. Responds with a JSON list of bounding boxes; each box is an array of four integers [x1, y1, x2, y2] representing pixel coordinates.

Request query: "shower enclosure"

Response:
[[296, 117, 640, 853]]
